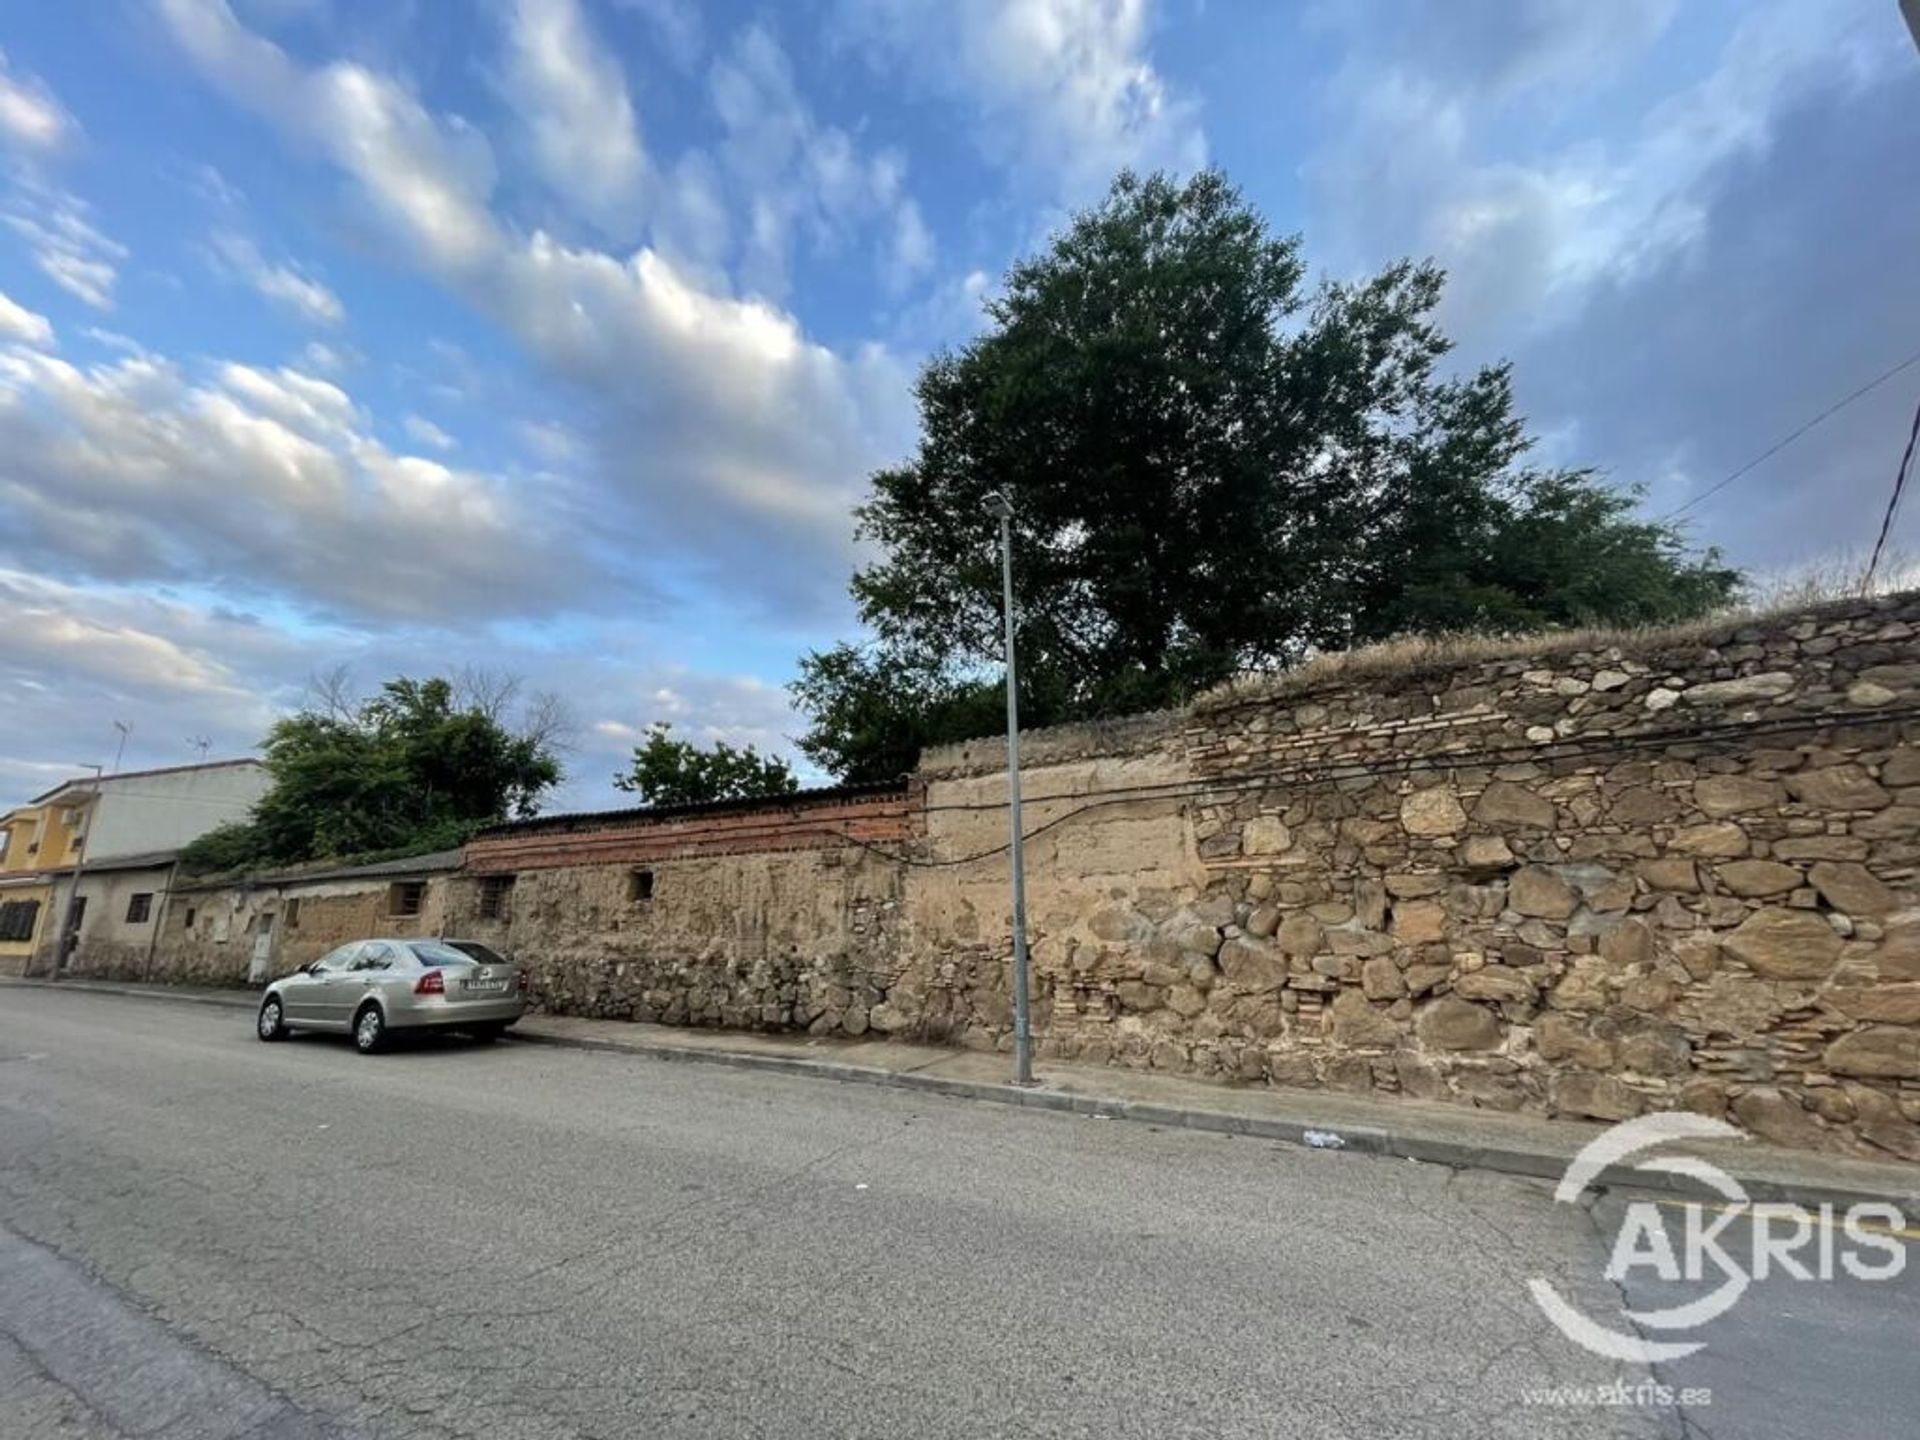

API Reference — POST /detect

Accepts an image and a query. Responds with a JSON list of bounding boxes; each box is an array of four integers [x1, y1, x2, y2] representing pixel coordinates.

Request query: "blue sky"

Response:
[[1, 0, 1917, 811]]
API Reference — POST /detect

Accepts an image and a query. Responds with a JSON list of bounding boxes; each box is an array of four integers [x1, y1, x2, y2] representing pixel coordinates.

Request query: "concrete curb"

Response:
[[508, 1032, 1919, 1214], [13, 978, 1917, 1213]]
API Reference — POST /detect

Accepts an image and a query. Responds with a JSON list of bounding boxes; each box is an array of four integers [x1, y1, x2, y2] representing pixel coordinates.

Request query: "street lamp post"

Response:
[[986, 491, 1036, 1086], [50, 763, 103, 980]]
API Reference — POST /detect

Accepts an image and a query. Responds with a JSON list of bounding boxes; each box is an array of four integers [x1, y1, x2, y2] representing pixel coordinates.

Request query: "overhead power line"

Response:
[[1862, 389, 1920, 594], [1660, 344, 1920, 521]]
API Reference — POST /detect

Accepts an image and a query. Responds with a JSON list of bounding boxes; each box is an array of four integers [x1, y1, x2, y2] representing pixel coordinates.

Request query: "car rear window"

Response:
[[409, 940, 484, 966], [447, 940, 509, 965]]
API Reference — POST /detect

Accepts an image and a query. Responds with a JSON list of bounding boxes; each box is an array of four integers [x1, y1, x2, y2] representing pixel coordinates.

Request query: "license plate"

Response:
[[465, 978, 507, 993]]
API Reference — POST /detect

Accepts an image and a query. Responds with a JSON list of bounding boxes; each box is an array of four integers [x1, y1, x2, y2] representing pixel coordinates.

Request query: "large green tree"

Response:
[[795, 170, 1738, 781], [182, 674, 565, 871], [612, 723, 799, 807]]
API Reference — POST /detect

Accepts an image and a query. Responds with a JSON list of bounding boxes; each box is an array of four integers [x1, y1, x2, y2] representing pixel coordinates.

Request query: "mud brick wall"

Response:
[[454, 790, 912, 1031], [900, 593, 1920, 1162]]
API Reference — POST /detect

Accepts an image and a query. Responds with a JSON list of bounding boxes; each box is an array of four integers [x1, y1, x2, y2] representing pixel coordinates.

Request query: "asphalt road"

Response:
[[0, 990, 1910, 1439]]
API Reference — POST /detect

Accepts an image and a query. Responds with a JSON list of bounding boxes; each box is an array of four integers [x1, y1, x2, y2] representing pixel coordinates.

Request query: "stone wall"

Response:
[[890, 593, 1920, 1162], [457, 788, 912, 1030]]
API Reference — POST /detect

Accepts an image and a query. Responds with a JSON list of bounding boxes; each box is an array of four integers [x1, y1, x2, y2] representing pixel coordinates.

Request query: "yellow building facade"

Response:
[[0, 792, 89, 974]]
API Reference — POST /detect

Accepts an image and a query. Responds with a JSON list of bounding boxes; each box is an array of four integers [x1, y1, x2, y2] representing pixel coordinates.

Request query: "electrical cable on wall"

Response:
[[1861, 389, 1920, 595]]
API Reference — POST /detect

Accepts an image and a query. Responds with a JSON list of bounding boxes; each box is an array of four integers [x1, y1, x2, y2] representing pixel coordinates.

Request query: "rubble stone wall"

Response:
[[452, 791, 911, 1030], [898, 594, 1920, 1162]]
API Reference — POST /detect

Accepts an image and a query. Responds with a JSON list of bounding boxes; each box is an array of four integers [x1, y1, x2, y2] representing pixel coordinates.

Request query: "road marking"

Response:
[[1650, 1196, 1920, 1243]]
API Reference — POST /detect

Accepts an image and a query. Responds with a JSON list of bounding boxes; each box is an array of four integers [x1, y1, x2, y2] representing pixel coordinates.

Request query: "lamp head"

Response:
[[984, 490, 1013, 520]]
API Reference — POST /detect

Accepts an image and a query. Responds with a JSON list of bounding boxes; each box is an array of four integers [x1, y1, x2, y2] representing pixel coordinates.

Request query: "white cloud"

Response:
[[0, 49, 76, 154], [0, 570, 245, 697], [516, 417, 580, 464], [0, 345, 589, 623], [403, 413, 455, 451], [501, 0, 648, 234], [0, 288, 52, 347], [835, 0, 1205, 202], [208, 230, 345, 326], [1303, 0, 1902, 347], [614, 0, 703, 71], [2, 178, 125, 309], [158, 0, 917, 615], [709, 23, 933, 300]]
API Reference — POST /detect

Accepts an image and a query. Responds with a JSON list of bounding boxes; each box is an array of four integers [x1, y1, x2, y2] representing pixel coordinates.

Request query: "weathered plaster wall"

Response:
[[56, 865, 174, 980], [894, 593, 1920, 1162], [151, 875, 455, 985], [456, 791, 912, 1031]]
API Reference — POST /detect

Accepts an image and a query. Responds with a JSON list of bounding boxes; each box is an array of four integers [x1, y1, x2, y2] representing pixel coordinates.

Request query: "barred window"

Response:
[[0, 899, 40, 943]]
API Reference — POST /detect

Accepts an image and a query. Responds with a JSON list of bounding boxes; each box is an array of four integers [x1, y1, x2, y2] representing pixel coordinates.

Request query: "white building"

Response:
[[9, 759, 271, 977]]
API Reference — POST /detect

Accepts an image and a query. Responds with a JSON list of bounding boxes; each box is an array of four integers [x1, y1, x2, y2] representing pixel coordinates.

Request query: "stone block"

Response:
[[1416, 997, 1504, 1050], [1786, 766, 1890, 811], [1242, 816, 1294, 855], [1692, 775, 1786, 816], [1391, 899, 1448, 945], [1716, 859, 1802, 897], [1824, 1027, 1920, 1079], [1682, 672, 1796, 706], [1723, 907, 1843, 979], [1637, 857, 1699, 892], [1453, 965, 1536, 1003], [1534, 1012, 1614, 1067], [1808, 861, 1897, 916], [1667, 823, 1750, 859], [1472, 781, 1555, 829], [1509, 865, 1578, 919], [1554, 1074, 1644, 1121], [1401, 786, 1468, 835], [1360, 955, 1406, 1000], [1275, 913, 1324, 956], [1217, 936, 1288, 991], [1329, 989, 1402, 1048], [1731, 1088, 1827, 1148]]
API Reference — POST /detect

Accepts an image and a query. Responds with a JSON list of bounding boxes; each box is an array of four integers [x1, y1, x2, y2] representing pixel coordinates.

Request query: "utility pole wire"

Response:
[[1862, 389, 1920, 595], [1660, 345, 1920, 520]]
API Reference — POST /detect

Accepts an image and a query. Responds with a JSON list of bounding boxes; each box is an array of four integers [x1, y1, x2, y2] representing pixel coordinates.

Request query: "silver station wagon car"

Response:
[[256, 937, 527, 1054]]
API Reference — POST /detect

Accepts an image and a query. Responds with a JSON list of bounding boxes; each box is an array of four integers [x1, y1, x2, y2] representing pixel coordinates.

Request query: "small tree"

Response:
[[180, 673, 566, 872], [613, 724, 801, 807]]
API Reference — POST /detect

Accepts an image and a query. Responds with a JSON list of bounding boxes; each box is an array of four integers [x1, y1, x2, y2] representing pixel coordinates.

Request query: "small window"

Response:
[[284, 896, 302, 928], [184, 906, 196, 931], [125, 893, 153, 924], [627, 868, 654, 904], [478, 874, 515, 920], [388, 881, 425, 917], [0, 899, 39, 943]]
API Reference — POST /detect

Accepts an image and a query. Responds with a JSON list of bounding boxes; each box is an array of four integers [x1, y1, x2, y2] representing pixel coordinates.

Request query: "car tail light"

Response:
[[414, 969, 445, 996], [517, 971, 529, 994]]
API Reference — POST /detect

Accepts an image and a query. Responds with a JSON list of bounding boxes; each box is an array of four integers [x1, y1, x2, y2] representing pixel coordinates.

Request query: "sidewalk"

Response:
[[9, 975, 1918, 1213]]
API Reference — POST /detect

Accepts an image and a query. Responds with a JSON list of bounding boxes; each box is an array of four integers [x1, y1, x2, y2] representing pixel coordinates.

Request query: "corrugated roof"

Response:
[[74, 849, 181, 873], [472, 782, 909, 840]]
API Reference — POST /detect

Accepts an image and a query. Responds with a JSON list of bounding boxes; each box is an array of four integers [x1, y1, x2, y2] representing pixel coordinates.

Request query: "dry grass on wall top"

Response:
[[1193, 586, 1920, 715]]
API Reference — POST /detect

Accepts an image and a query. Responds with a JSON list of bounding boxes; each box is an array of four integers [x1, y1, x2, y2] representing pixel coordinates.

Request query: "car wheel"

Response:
[[468, 1023, 507, 1043], [353, 1003, 388, 1055], [256, 996, 287, 1042]]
